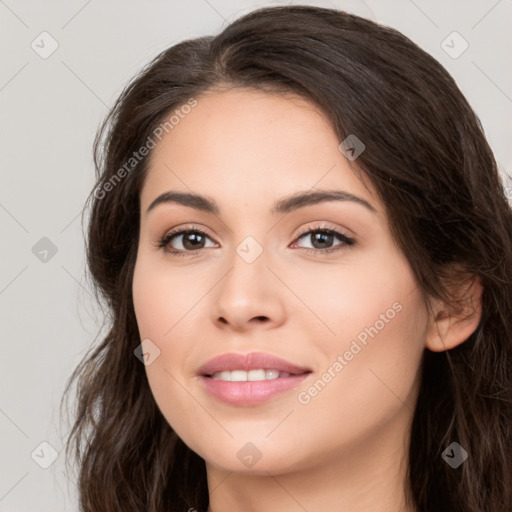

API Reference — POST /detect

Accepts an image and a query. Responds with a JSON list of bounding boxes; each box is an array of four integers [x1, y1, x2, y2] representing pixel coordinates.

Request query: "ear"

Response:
[[425, 275, 483, 352]]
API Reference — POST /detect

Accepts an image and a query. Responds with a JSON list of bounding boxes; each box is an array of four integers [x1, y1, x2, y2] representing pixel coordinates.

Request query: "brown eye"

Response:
[[306, 230, 335, 250], [291, 225, 356, 255], [157, 228, 217, 256], [178, 231, 207, 250]]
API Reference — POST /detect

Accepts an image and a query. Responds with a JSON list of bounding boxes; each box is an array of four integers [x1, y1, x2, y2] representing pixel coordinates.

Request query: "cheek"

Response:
[[300, 247, 428, 414], [132, 252, 204, 339], [313, 272, 427, 425], [291, 246, 420, 346], [132, 253, 212, 438]]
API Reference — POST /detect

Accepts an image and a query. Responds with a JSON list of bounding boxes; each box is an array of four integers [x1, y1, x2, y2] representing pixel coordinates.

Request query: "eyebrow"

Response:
[[146, 189, 377, 216]]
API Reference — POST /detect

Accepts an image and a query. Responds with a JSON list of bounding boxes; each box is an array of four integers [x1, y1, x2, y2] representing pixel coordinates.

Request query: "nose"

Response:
[[212, 242, 286, 332]]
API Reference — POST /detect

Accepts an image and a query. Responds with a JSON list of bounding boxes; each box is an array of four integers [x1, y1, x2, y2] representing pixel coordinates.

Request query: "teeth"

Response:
[[265, 369, 280, 380], [248, 369, 266, 381], [230, 370, 247, 382], [212, 371, 232, 381], [210, 369, 292, 381]]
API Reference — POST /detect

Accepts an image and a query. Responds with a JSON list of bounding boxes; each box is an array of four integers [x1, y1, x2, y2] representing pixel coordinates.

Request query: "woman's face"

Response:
[[132, 88, 428, 475]]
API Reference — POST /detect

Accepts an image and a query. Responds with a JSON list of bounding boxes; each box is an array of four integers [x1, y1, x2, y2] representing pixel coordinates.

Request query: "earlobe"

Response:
[[425, 276, 483, 352]]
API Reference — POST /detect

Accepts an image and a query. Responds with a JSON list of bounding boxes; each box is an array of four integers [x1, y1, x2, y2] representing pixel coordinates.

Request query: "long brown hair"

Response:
[[61, 5, 512, 511]]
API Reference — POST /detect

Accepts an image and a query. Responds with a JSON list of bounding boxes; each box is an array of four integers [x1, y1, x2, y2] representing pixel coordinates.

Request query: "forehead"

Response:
[[140, 88, 379, 215]]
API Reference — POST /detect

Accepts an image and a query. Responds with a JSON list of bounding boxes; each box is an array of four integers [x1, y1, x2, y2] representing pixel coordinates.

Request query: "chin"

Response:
[[194, 438, 310, 476]]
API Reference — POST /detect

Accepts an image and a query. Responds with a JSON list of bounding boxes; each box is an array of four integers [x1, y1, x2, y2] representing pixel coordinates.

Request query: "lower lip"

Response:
[[198, 374, 310, 406]]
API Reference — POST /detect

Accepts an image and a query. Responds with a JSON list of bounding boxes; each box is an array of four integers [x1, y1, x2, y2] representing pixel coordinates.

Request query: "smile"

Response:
[[211, 369, 294, 381], [197, 352, 313, 406]]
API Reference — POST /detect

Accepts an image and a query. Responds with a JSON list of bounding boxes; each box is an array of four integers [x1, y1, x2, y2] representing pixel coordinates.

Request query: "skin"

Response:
[[132, 88, 482, 512]]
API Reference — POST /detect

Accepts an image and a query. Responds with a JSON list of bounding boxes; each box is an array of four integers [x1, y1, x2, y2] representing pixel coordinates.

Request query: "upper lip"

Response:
[[197, 352, 312, 376]]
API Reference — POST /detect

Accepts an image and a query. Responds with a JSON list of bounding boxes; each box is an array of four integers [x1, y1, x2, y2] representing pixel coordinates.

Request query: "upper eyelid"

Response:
[[165, 223, 345, 236], [161, 223, 352, 245], [294, 223, 352, 238]]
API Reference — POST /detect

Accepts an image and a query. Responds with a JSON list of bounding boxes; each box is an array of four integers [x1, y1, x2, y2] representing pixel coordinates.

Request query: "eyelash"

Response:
[[155, 223, 356, 258]]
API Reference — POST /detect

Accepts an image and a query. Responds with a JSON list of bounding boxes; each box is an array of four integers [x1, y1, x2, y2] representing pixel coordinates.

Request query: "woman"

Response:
[[62, 5, 512, 511]]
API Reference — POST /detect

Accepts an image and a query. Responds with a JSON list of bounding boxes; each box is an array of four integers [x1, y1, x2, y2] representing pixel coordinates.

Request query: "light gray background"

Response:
[[1, 1, 511, 510]]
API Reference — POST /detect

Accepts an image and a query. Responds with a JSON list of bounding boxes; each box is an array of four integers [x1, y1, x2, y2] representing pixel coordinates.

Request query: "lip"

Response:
[[196, 352, 312, 406], [196, 352, 311, 376]]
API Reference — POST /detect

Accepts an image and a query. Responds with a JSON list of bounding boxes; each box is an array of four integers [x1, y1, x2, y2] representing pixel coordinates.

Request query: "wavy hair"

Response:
[[61, 5, 512, 511]]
